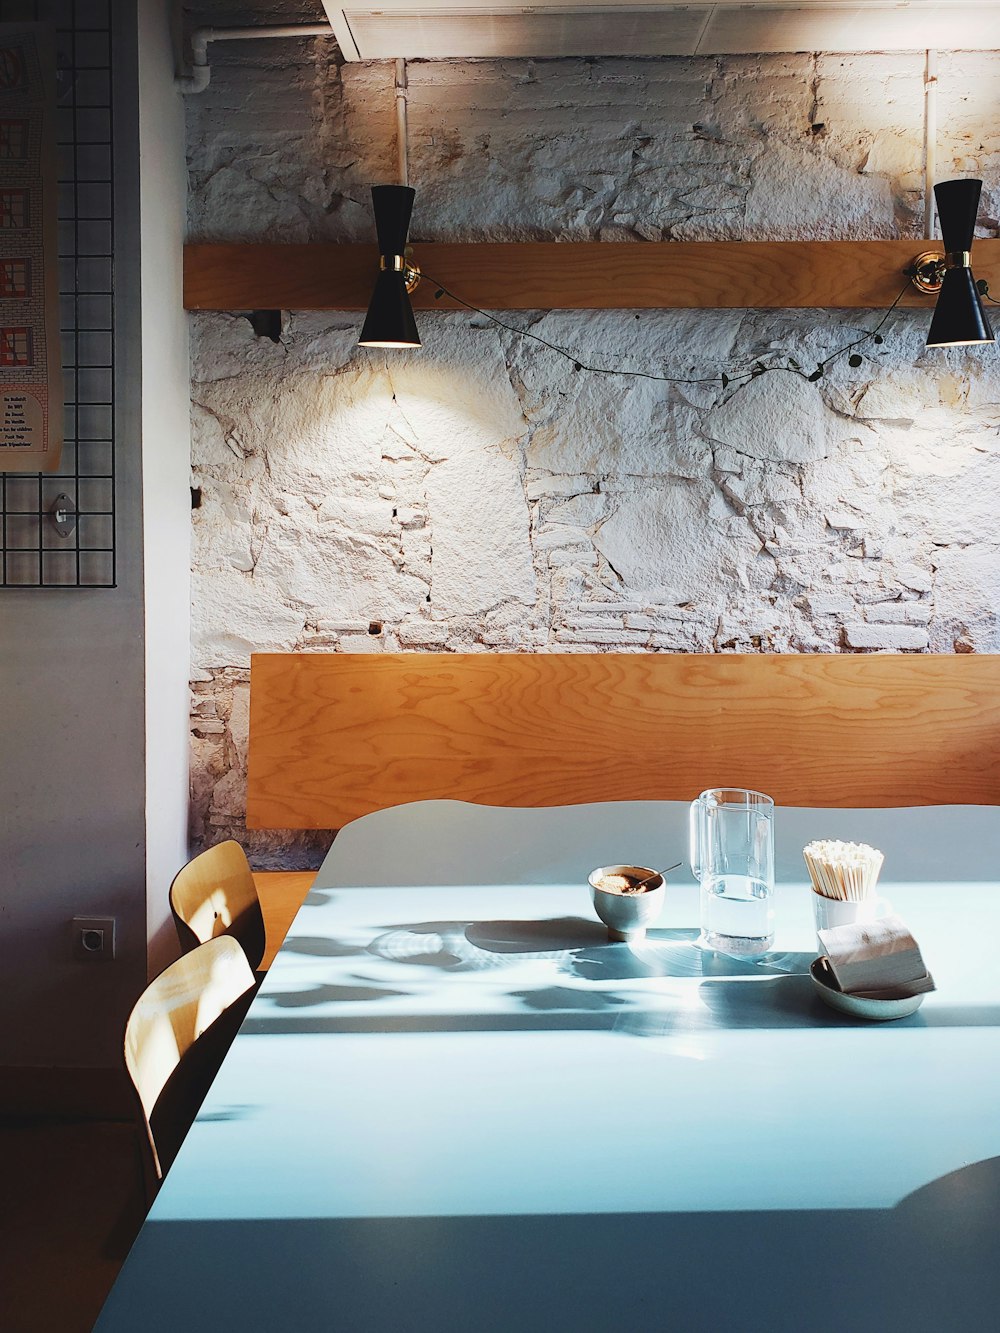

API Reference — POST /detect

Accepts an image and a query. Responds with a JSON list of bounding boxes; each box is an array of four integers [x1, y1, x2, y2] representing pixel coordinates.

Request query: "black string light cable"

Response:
[[425, 273, 913, 395]]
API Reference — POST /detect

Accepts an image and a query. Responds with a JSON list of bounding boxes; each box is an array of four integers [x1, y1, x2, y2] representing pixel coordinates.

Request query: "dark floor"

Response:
[[0, 1117, 146, 1333]]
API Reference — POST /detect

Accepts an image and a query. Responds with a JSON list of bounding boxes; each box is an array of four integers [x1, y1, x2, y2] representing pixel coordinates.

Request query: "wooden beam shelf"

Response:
[[184, 238, 1000, 313]]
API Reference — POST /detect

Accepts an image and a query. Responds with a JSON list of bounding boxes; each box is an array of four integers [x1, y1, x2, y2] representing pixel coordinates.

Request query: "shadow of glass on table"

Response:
[[365, 918, 807, 975]]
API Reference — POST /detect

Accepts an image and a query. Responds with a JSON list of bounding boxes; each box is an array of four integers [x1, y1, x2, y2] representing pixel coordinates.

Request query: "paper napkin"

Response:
[[818, 914, 936, 998]]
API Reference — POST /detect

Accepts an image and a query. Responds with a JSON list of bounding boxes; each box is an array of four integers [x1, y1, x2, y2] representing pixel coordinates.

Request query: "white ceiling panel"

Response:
[[702, 5, 1000, 55], [324, 1, 1000, 61], [346, 8, 708, 60]]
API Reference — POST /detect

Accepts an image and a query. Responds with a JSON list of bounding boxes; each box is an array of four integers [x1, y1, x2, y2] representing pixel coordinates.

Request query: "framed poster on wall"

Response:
[[0, 23, 62, 472]]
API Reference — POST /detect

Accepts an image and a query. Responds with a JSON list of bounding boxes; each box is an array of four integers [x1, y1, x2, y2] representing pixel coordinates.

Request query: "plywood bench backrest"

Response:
[[246, 653, 1000, 829]]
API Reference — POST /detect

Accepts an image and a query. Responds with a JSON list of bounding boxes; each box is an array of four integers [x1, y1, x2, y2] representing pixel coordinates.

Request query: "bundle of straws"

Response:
[[803, 839, 884, 901]]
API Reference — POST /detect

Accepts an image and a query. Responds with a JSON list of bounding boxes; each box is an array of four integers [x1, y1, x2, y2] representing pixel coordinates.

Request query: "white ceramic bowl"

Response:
[[588, 865, 666, 941], [810, 956, 927, 1021]]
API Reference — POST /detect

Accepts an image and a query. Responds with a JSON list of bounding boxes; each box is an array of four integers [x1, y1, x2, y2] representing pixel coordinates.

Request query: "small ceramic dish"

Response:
[[809, 956, 926, 1021], [588, 865, 665, 942]]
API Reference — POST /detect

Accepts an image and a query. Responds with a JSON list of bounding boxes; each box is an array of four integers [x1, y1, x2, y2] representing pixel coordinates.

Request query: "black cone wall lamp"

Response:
[[909, 178, 995, 348], [358, 185, 421, 349], [352, 177, 997, 358]]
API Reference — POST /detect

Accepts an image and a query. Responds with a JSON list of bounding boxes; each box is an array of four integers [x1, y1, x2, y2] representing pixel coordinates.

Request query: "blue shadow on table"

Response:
[[466, 916, 607, 952], [301, 888, 336, 907], [897, 1154, 1000, 1216], [265, 981, 410, 1008], [365, 917, 606, 968], [98, 1160, 1000, 1332], [567, 929, 814, 982], [509, 985, 628, 1012], [367, 918, 810, 977], [241, 917, 1000, 1036], [367, 922, 477, 969], [280, 935, 367, 959], [194, 1103, 257, 1124]]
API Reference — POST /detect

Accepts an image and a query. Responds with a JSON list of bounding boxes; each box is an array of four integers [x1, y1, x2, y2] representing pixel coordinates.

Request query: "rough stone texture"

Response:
[[185, 32, 1000, 862]]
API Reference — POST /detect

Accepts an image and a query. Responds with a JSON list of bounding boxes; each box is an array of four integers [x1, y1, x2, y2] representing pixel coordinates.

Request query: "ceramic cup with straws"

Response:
[[803, 839, 890, 947]]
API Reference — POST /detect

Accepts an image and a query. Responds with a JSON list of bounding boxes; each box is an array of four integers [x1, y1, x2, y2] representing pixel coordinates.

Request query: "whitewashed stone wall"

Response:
[[186, 36, 1000, 863]]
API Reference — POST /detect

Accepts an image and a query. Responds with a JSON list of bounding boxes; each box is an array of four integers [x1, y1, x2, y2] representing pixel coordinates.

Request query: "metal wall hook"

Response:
[[49, 494, 77, 538]]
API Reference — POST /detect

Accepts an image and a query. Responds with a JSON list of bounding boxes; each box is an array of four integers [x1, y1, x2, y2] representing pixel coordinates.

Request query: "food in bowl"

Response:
[[594, 871, 652, 895], [588, 864, 666, 941]]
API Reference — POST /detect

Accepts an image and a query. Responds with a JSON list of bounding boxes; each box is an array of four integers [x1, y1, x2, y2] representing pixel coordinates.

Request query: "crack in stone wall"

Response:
[[186, 38, 1000, 864]]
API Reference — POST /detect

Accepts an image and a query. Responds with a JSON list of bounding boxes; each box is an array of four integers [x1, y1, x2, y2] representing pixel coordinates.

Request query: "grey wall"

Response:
[[139, 0, 192, 980], [0, 0, 147, 1070]]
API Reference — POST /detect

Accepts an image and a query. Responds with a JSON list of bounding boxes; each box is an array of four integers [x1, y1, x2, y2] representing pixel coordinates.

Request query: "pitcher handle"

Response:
[[689, 795, 704, 884]]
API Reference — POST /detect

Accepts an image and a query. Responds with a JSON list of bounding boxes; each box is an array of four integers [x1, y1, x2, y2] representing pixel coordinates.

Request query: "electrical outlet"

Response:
[[72, 916, 116, 961]]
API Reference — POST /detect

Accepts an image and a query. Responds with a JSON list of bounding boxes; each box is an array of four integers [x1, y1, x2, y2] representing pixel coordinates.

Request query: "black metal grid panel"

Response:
[[0, 0, 115, 587]]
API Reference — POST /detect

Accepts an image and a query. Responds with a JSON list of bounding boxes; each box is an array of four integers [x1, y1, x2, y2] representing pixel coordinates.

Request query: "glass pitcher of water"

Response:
[[690, 788, 775, 957]]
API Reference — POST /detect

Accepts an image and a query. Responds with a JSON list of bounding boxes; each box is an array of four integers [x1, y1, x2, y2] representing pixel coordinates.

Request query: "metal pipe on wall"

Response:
[[923, 49, 938, 240], [175, 23, 333, 94], [395, 58, 409, 187]]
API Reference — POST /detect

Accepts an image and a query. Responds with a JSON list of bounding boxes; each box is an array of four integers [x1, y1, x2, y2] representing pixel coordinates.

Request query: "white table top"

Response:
[[98, 801, 1000, 1332]]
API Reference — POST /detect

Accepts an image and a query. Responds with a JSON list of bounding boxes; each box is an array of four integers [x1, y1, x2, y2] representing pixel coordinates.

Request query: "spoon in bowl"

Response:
[[621, 861, 683, 894]]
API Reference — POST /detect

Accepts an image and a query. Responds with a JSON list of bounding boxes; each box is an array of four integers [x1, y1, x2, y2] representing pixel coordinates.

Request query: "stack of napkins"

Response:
[[817, 915, 936, 999]]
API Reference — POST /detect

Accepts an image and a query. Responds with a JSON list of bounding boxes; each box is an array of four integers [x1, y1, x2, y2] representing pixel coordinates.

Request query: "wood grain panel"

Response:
[[253, 871, 316, 970], [184, 238, 1000, 312], [246, 653, 1000, 829]]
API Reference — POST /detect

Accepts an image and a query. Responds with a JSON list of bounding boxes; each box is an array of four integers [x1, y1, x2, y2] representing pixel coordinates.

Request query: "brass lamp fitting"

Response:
[[379, 251, 421, 293], [907, 250, 947, 295], [906, 248, 972, 294]]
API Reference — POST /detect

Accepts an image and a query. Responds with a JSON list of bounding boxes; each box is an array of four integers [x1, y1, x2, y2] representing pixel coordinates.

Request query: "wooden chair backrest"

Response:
[[169, 840, 266, 974], [246, 653, 1000, 829], [124, 936, 255, 1179]]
